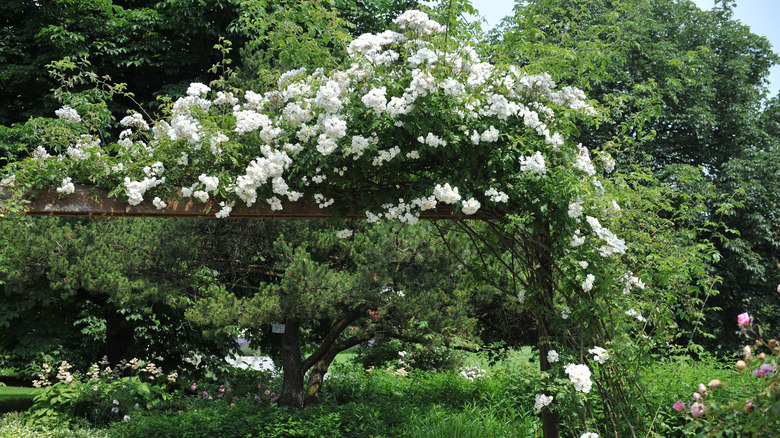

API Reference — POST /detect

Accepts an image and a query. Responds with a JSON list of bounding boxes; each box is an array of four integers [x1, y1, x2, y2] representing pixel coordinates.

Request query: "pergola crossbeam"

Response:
[[0, 185, 472, 220]]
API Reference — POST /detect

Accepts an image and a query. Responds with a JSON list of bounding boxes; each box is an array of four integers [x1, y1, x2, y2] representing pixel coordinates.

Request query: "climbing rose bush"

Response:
[[2, 10, 609, 230]]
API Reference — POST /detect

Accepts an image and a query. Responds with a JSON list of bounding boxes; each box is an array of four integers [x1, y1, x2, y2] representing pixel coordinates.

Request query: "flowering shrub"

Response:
[[25, 357, 177, 427], [673, 309, 780, 435]]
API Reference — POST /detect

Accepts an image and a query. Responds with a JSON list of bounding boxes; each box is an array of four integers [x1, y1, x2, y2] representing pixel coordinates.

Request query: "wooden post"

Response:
[[540, 315, 561, 438]]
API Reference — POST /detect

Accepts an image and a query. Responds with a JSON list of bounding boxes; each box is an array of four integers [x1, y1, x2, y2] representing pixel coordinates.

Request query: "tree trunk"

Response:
[[104, 305, 134, 365], [277, 318, 305, 408], [303, 350, 338, 407]]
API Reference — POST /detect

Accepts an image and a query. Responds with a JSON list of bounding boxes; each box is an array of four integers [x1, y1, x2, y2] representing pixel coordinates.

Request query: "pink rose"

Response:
[[691, 402, 706, 418], [673, 401, 685, 412], [737, 312, 751, 326]]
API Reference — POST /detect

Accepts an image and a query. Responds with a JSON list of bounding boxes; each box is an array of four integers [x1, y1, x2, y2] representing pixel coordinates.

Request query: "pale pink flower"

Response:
[[737, 312, 751, 326], [691, 402, 706, 418]]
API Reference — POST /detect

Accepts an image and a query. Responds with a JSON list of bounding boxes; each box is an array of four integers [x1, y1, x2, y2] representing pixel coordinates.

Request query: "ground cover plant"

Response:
[[1, 345, 774, 438]]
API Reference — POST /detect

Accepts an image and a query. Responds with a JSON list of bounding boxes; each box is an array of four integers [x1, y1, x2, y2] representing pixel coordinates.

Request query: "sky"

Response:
[[471, 0, 780, 97]]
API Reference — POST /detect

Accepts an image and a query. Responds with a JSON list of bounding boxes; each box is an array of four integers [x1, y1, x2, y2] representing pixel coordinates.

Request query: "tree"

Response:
[[0, 0, 245, 125], [185, 220, 479, 407], [491, 0, 776, 171], [0, 216, 236, 377]]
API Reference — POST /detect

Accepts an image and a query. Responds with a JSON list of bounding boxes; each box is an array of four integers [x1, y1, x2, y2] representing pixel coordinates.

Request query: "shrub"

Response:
[[24, 358, 178, 428], [353, 339, 465, 373]]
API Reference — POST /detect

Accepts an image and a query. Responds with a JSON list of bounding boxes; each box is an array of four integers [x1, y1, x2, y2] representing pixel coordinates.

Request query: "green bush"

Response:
[[0, 411, 111, 438], [353, 339, 465, 373], [116, 400, 345, 438], [24, 359, 178, 428]]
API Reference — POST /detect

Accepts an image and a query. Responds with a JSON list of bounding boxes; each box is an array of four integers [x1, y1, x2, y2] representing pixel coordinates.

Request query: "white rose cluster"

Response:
[[534, 394, 554, 411], [519, 151, 547, 175], [564, 363, 592, 393], [461, 198, 481, 215], [336, 229, 353, 239], [433, 183, 461, 204], [588, 346, 609, 364], [56, 177, 75, 195], [394, 10, 445, 36], [55, 106, 81, 123], [586, 216, 627, 257]]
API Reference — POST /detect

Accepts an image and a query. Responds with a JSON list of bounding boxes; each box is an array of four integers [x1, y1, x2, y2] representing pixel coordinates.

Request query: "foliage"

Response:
[[354, 338, 466, 372], [0, 216, 236, 377], [674, 314, 780, 436], [491, 0, 777, 171], [0, 3, 732, 435], [0, 0, 244, 125], [0, 411, 111, 438], [334, 0, 421, 36], [490, 0, 780, 352], [113, 364, 541, 437], [24, 358, 178, 428]]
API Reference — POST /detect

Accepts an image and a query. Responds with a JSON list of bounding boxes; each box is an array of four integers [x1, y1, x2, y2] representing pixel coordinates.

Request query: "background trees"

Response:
[[0, 217, 236, 377]]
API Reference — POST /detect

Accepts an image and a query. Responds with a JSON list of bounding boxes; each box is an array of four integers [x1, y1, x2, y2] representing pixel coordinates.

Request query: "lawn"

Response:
[[0, 385, 40, 414]]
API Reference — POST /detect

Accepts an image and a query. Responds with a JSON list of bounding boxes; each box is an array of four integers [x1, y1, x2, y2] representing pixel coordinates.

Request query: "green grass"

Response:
[[0, 386, 40, 413]]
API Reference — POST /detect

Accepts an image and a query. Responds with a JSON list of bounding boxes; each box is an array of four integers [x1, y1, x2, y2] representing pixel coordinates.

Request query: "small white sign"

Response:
[[271, 324, 286, 334]]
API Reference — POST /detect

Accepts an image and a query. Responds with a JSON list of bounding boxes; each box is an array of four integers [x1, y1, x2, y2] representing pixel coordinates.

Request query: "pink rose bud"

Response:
[[693, 392, 701, 401], [744, 345, 753, 359], [673, 401, 685, 412], [737, 312, 751, 326], [745, 400, 754, 413], [691, 402, 706, 418], [698, 383, 707, 394]]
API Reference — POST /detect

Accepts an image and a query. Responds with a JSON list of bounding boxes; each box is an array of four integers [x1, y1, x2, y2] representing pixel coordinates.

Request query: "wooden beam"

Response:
[[1, 185, 473, 220]]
